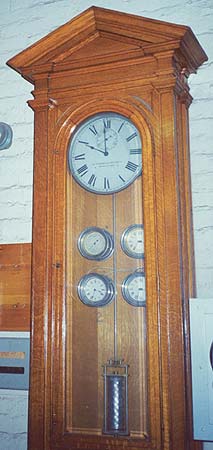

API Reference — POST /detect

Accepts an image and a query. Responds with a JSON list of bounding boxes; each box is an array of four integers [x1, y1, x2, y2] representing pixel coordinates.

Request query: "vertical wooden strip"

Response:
[[178, 98, 203, 450], [28, 107, 49, 450], [158, 89, 186, 450], [181, 103, 196, 298]]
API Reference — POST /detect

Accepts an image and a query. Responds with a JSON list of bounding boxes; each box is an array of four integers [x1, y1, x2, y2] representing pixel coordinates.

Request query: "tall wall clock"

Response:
[[8, 7, 207, 450]]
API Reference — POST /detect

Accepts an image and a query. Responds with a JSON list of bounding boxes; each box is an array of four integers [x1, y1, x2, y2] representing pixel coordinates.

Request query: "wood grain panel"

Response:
[[0, 243, 31, 331]]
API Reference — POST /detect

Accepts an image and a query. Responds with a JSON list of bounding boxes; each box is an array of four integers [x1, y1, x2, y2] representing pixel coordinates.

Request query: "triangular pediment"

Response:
[[7, 6, 207, 81], [53, 34, 143, 63]]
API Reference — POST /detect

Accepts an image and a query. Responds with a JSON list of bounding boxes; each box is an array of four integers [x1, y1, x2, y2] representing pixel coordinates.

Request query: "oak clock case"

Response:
[[66, 111, 147, 438], [7, 6, 207, 450]]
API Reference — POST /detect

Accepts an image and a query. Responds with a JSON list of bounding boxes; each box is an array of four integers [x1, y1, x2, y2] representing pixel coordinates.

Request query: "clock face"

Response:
[[77, 273, 115, 307], [78, 226, 114, 260], [68, 112, 142, 194], [121, 224, 144, 259], [122, 271, 146, 307]]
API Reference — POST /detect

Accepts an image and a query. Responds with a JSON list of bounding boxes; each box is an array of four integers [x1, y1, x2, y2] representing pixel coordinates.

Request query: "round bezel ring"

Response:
[[121, 270, 146, 307], [121, 224, 144, 259], [77, 226, 114, 261], [77, 272, 115, 307]]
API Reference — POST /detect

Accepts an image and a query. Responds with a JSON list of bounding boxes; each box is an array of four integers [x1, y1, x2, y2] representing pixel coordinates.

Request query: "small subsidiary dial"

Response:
[[77, 273, 115, 307], [121, 271, 146, 307], [78, 227, 114, 260], [121, 224, 144, 259]]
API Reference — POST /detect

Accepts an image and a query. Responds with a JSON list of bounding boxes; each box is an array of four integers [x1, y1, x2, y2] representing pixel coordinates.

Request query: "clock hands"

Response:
[[103, 125, 109, 156], [83, 126, 110, 156], [90, 287, 105, 300], [79, 140, 109, 156]]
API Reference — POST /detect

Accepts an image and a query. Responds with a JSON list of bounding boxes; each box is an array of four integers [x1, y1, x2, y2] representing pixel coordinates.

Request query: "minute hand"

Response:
[[103, 126, 108, 156], [79, 141, 108, 155]]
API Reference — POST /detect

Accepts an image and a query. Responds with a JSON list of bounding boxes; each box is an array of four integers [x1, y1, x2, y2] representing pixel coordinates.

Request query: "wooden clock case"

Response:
[[8, 7, 207, 450]]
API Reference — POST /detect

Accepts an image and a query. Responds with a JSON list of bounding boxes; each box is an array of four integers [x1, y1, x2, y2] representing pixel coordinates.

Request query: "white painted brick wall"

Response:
[[0, 389, 28, 450], [0, 1, 213, 449]]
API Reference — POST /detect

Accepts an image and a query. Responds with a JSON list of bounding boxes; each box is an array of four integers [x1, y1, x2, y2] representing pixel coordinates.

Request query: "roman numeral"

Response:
[[125, 161, 138, 172], [77, 164, 88, 176], [103, 119, 111, 128], [126, 132, 137, 142], [89, 125, 98, 135], [130, 149, 141, 155], [117, 122, 125, 133], [119, 175, 126, 183], [88, 174, 97, 187], [104, 177, 110, 190], [74, 153, 85, 160]]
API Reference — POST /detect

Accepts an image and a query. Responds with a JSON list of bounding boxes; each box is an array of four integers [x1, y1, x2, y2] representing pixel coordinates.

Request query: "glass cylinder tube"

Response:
[[103, 359, 129, 435]]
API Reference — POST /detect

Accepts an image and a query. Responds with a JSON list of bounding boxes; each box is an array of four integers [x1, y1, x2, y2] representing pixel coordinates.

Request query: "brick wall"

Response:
[[0, 1, 212, 449]]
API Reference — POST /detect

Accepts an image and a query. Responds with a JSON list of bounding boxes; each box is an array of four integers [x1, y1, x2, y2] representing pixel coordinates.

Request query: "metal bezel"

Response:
[[121, 270, 146, 307], [77, 272, 115, 307], [121, 224, 144, 259], [0, 122, 13, 150], [77, 226, 114, 261], [68, 112, 142, 195]]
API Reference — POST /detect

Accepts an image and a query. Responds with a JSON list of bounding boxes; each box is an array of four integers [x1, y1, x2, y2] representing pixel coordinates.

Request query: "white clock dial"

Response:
[[78, 227, 114, 260], [68, 112, 142, 194], [122, 271, 146, 307], [121, 224, 144, 259], [81, 230, 106, 256], [77, 273, 115, 307]]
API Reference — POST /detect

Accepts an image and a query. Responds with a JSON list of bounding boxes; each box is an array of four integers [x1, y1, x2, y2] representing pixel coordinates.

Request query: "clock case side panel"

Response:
[[153, 85, 202, 450], [50, 99, 162, 450], [28, 102, 54, 450], [176, 95, 202, 450]]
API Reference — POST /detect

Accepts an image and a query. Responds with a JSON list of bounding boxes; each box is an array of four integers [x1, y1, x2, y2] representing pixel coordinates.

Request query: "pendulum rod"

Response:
[[103, 194, 129, 436], [112, 193, 117, 361]]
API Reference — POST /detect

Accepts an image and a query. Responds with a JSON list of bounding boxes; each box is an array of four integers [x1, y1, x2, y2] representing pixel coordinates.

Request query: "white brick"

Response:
[[0, 390, 28, 450], [196, 267, 213, 296], [0, 98, 33, 123], [0, 218, 32, 243], [191, 153, 213, 176], [194, 227, 213, 268], [190, 98, 213, 120]]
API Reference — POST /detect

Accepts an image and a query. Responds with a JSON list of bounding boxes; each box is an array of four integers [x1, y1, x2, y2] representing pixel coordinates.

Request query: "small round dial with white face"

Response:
[[121, 224, 144, 259], [77, 273, 115, 307], [122, 271, 146, 307], [78, 227, 114, 260], [68, 112, 142, 194]]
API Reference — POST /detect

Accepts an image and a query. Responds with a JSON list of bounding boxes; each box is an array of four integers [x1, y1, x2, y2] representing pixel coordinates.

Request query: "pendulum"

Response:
[[103, 359, 129, 435]]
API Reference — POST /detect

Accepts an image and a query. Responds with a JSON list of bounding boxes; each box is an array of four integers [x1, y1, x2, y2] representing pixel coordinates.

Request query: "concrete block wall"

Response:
[[0, 1, 212, 449]]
